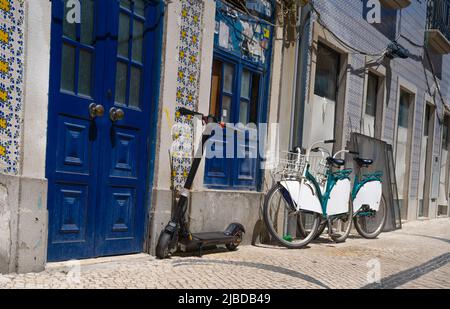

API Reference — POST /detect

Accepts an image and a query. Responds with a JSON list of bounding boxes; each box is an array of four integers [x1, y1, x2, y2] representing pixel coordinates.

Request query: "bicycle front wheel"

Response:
[[263, 183, 321, 249], [354, 194, 387, 239]]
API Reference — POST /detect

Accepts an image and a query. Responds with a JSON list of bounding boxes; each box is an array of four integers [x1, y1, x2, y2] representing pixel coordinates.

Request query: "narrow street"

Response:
[[1, 219, 449, 289]]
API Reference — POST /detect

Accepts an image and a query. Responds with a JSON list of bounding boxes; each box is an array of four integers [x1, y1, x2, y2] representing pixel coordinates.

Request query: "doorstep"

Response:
[[45, 253, 152, 270]]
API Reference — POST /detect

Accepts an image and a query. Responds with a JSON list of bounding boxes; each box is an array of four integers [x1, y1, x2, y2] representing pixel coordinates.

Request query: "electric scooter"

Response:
[[155, 107, 245, 259]]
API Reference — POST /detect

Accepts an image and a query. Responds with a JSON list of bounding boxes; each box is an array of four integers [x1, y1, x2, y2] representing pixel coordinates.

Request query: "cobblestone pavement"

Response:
[[1, 218, 449, 289]]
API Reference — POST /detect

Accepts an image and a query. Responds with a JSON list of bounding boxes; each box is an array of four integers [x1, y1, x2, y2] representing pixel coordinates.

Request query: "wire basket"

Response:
[[307, 155, 328, 186], [267, 150, 327, 182]]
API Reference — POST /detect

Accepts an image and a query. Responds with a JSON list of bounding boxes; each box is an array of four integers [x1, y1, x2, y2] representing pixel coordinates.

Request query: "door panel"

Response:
[[51, 184, 89, 243], [47, 0, 106, 261], [233, 71, 260, 189], [56, 117, 92, 175], [110, 129, 138, 178], [93, 0, 155, 256], [204, 60, 235, 187], [105, 187, 136, 238]]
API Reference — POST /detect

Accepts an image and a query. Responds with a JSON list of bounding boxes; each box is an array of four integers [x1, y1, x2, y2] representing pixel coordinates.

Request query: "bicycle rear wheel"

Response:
[[354, 194, 387, 239], [263, 183, 320, 248], [298, 215, 326, 240]]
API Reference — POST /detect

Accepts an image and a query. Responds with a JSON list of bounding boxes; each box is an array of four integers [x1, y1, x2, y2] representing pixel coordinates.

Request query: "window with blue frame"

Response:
[[204, 0, 273, 191]]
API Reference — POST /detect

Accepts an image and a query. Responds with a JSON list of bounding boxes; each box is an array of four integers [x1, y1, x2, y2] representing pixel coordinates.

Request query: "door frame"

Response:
[[419, 96, 436, 218], [306, 22, 349, 153], [141, 0, 165, 251], [45, 0, 165, 259], [438, 112, 450, 218], [393, 77, 417, 221], [360, 64, 387, 140]]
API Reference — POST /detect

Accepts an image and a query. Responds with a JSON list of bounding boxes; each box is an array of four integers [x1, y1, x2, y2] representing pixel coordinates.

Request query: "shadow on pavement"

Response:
[[362, 252, 450, 289], [171, 258, 331, 289]]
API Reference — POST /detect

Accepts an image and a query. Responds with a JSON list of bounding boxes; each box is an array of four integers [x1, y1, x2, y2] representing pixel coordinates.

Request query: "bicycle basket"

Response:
[[266, 150, 309, 180], [307, 155, 328, 184]]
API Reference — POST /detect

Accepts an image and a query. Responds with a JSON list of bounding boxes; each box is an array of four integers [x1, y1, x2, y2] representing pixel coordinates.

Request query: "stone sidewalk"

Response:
[[1, 218, 449, 289]]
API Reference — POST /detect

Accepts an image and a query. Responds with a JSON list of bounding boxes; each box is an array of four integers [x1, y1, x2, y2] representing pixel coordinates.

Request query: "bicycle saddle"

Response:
[[354, 158, 373, 166], [327, 157, 345, 167]]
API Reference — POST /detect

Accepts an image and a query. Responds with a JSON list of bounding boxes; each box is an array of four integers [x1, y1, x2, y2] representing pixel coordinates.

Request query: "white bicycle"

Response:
[[263, 139, 387, 249], [263, 139, 354, 248]]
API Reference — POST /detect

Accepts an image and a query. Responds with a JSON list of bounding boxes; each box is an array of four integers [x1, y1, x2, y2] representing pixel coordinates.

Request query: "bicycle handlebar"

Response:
[[306, 139, 335, 157]]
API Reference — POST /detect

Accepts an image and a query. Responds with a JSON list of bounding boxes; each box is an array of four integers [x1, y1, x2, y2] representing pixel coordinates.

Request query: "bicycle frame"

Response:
[[279, 141, 352, 218], [303, 164, 352, 218]]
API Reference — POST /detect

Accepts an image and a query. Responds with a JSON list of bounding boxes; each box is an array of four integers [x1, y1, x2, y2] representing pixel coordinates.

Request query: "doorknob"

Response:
[[109, 107, 125, 122], [89, 103, 105, 119]]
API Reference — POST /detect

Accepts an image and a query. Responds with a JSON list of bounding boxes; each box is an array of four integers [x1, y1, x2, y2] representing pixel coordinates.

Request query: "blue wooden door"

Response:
[[47, 0, 159, 261]]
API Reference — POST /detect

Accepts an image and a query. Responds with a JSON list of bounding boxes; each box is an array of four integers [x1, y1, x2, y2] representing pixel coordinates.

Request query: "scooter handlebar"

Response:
[[178, 107, 203, 117], [178, 107, 225, 128]]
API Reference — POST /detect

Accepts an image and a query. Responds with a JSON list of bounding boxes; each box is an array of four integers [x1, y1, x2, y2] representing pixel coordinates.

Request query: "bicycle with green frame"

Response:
[[311, 152, 388, 240], [263, 139, 355, 249]]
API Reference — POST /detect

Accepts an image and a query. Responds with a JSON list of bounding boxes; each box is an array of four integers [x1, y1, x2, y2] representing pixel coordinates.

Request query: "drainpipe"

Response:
[[289, 4, 314, 149]]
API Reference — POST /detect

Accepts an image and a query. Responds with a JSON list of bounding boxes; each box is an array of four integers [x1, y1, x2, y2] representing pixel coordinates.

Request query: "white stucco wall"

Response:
[[154, 0, 182, 192], [192, 0, 215, 190], [21, 0, 50, 179], [1, 0, 49, 274]]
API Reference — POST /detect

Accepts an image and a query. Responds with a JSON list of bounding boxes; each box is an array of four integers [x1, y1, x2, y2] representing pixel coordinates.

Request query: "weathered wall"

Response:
[[149, 0, 209, 252], [0, 175, 19, 273], [149, 0, 283, 252], [0, 175, 47, 274], [0, 0, 49, 274], [295, 0, 450, 220]]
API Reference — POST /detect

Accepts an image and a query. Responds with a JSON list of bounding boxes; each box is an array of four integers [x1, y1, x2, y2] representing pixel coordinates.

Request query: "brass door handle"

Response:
[[109, 107, 125, 122], [89, 103, 105, 119]]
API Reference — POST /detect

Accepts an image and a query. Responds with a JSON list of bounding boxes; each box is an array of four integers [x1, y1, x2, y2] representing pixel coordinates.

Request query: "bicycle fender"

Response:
[[280, 180, 322, 214], [327, 178, 352, 216], [353, 180, 382, 213]]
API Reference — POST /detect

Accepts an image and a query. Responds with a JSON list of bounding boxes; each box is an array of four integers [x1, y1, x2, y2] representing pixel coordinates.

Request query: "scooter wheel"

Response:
[[226, 231, 243, 251], [156, 231, 172, 259]]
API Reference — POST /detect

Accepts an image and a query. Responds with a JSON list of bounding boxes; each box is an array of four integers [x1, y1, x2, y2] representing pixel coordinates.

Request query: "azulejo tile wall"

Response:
[[0, 0, 23, 175], [171, 0, 204, 189]]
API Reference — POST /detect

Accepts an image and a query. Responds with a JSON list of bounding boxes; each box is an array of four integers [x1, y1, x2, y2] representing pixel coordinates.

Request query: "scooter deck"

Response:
[[178, 232, 238, 256], [191, 232, 235, 243]]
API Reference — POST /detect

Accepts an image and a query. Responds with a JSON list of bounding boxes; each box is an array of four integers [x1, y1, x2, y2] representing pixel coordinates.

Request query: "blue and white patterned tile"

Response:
[[0, 22, 23, 58], [0, 0, 24, 176], [0, 138, 19, 174], [0, 0, 24, 27], [172, 0, 204, 188], [0, 81, 16, 112]]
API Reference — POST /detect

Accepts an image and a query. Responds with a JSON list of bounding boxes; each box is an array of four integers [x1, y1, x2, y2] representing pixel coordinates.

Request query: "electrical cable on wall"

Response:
[[226, 0, 449, 115], [307, 0, 449, 117], [308, 0, 387, 56]]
